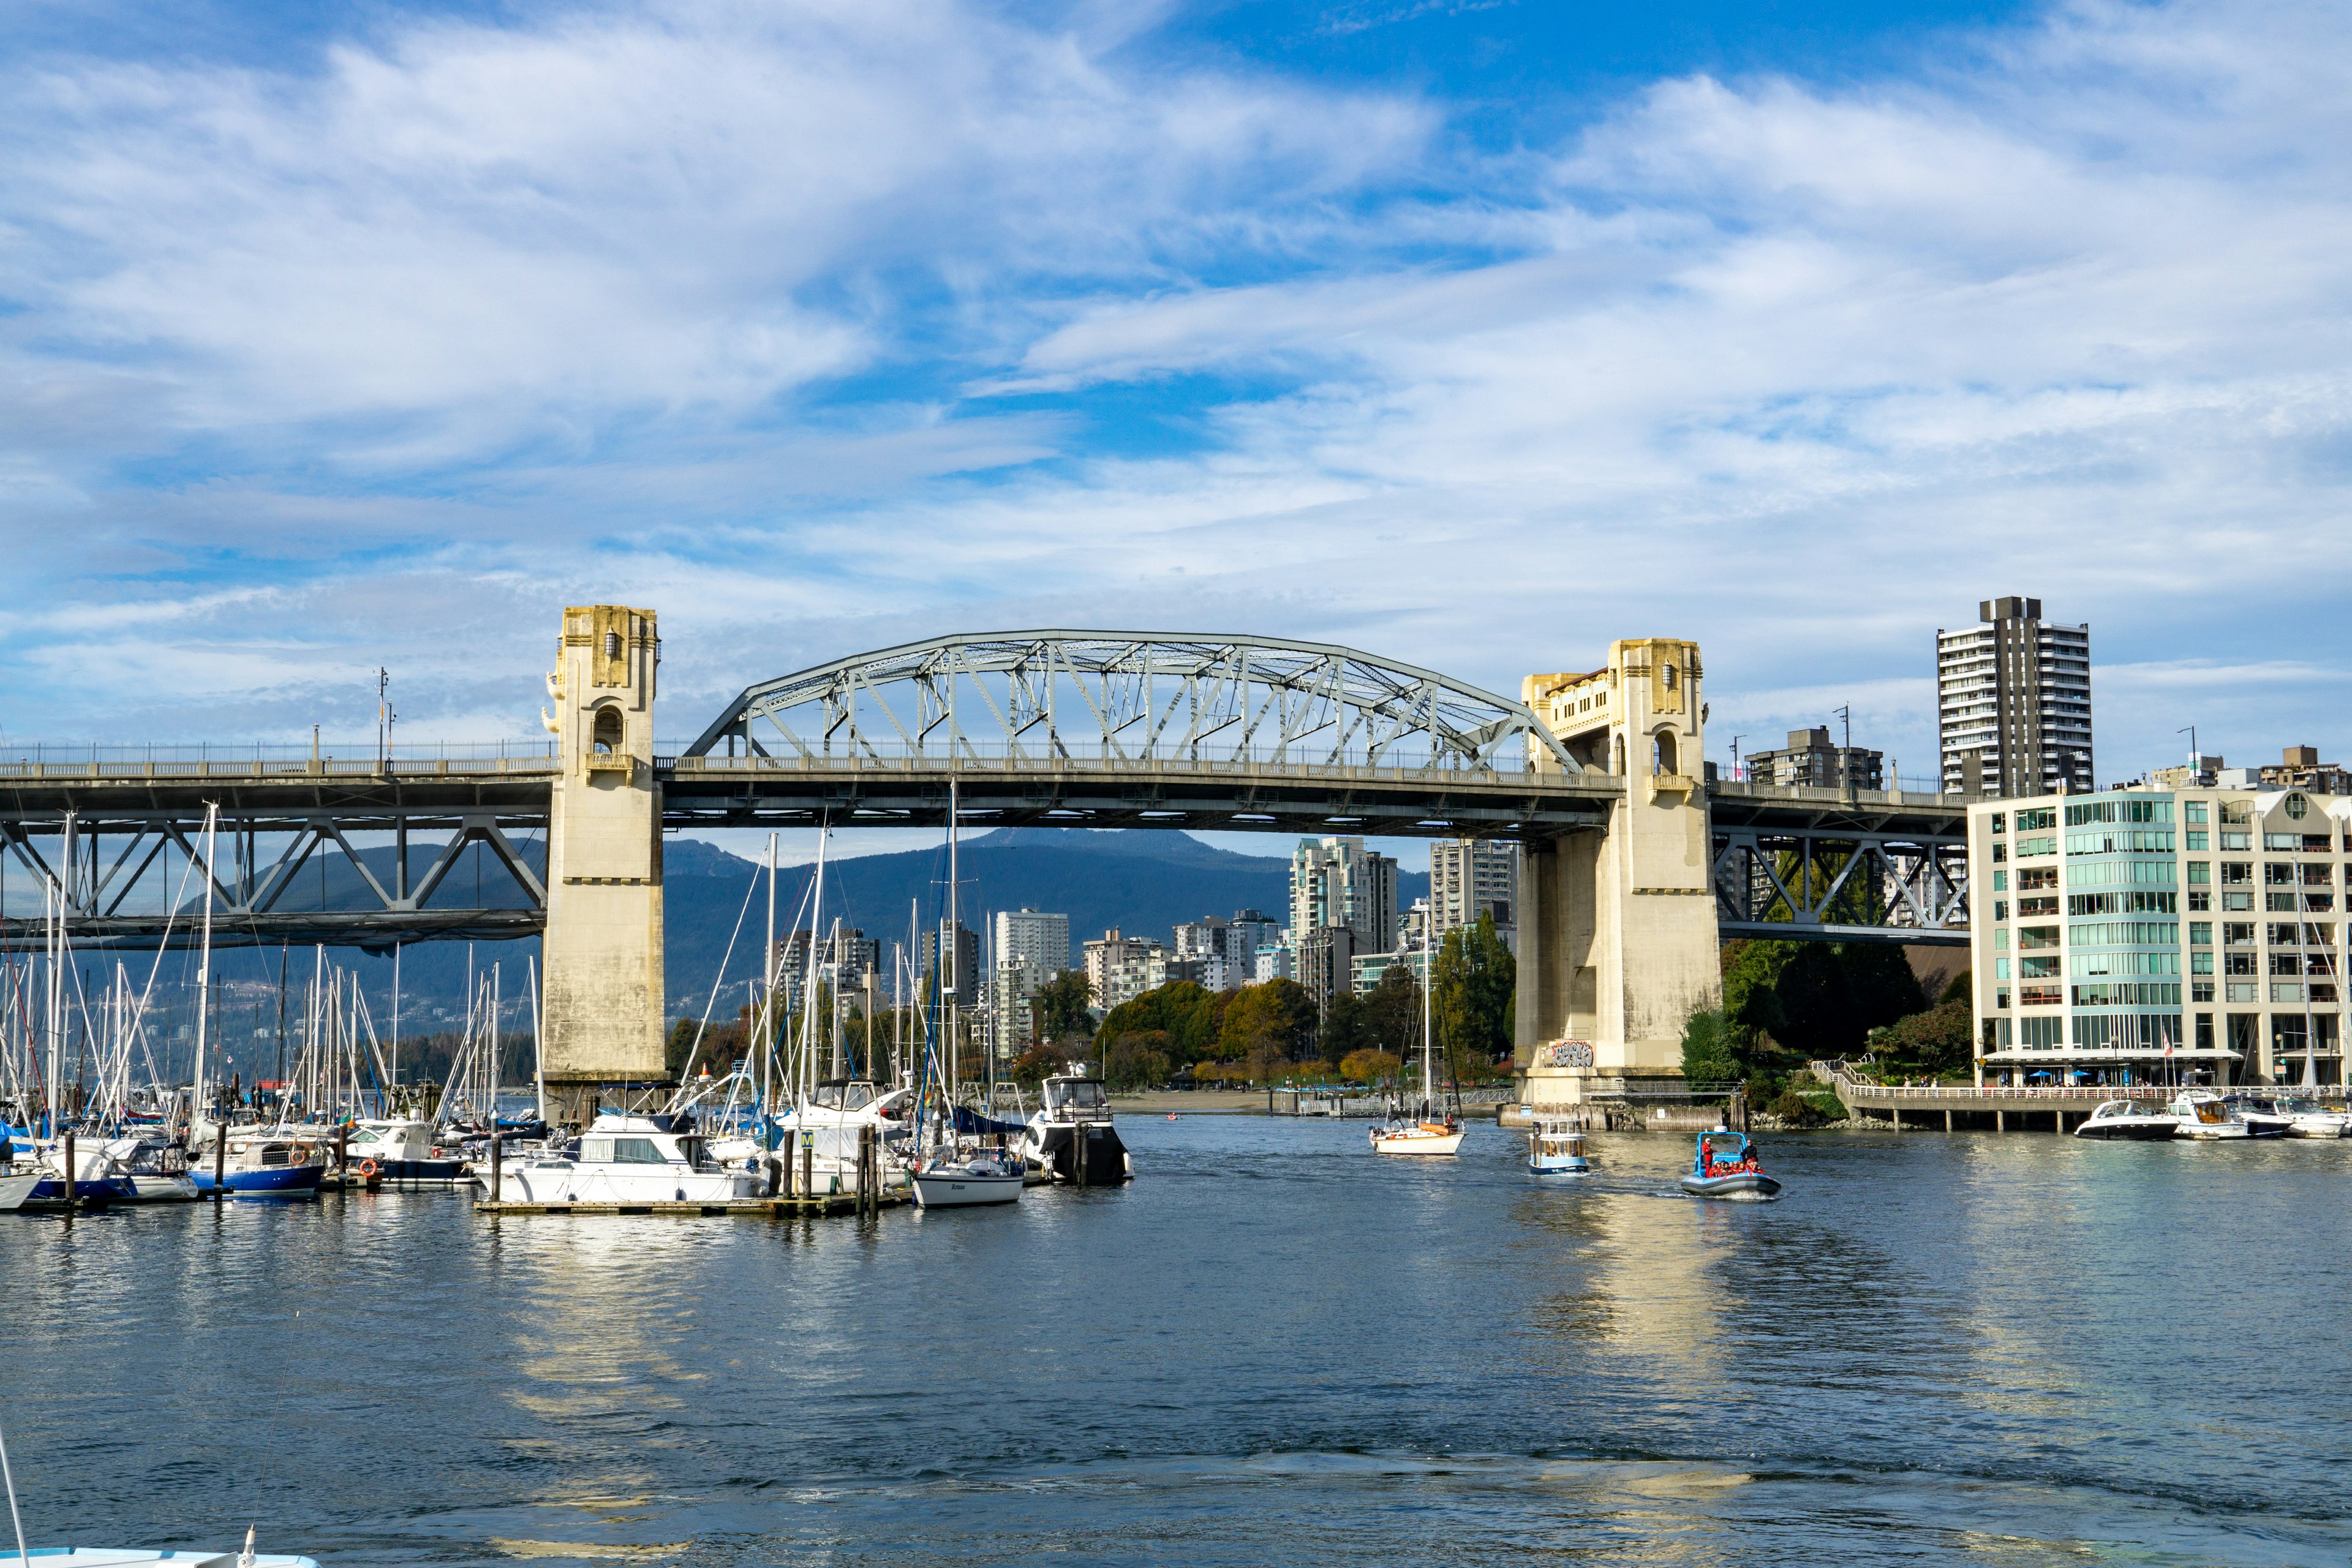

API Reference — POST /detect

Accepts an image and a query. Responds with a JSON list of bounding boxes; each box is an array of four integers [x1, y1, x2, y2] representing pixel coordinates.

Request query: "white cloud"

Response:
[[4, 0, 2352, 790]]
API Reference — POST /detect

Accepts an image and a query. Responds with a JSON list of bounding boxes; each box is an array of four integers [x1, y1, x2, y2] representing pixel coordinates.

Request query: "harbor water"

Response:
[[4, 1116, 2348, 1565]]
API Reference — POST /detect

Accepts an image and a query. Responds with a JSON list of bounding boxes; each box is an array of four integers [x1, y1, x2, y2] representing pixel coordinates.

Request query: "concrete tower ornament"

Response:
[[539, 605, 666, 1121]]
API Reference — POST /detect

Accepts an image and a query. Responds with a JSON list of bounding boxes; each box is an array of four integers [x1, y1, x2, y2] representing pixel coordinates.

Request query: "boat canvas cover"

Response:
[[952, 1107, 1027, 1137]]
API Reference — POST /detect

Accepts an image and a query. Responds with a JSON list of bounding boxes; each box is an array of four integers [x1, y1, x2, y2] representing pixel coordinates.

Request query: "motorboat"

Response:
[[908, 1145, 1026, 1207], [2222, 1095, 2297, 1138], [0, 1169, 37, 1212], [496, 1112, 761, 1204], [2166, 1090, 2255, 1139], [1371, 1116, 1465, 1156], [344, 1117, 472, 1186], [2071, 1099, 2179, 1141], [1679, 1128, 1782, 1200], [1527, 1122, 1591, 1174], [190, 1131, 330, 1197], [106, 1137, 202, 1202], [2269, 1095, 2351, 1138], [1022, 1074, 1132, 1183]]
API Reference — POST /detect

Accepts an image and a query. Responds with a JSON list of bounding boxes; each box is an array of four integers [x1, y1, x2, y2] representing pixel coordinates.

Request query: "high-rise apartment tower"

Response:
[[1938, 597, 2092, 797]]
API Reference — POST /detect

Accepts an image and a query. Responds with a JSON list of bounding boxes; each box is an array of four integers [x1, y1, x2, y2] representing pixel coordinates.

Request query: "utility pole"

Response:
[[376, 667, 394, 767], [1730, 735, 1743, 783]]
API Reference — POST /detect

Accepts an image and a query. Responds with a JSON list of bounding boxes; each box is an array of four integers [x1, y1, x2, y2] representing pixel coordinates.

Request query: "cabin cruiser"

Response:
[[190, 1129, 330, 1196], [344, 1117, 472, 1185], [1679, 1128, 1781, 1200], [497, 1112, 762, 1204], [2221, 1094, 2297, 1138], [2268, 1095, 2351, 1138], [2072, 1099, 2179, 1141], [1022, 1074, 1132, 1183], [1527, 1121, 1591, 1174], [2166, 1090, 2256, 1139]]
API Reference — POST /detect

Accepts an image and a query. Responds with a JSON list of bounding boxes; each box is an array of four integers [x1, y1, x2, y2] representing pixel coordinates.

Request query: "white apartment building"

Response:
[[993, 908, 1071, 981], [1970, 782, 2346, 1085], [1082, 929, 1164, 1013], [1939, 595, 2093, 797], [1173, 914, 1256, 991], [1290, 837, 1398, 955], [1429, 839, 1517, 950]]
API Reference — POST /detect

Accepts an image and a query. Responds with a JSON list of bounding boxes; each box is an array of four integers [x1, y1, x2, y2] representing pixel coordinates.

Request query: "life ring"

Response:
[[356, 1158, 380, 1178]]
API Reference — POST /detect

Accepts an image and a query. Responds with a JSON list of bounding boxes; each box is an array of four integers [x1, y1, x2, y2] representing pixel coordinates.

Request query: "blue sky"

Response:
[[4, 0, 2350, 858]]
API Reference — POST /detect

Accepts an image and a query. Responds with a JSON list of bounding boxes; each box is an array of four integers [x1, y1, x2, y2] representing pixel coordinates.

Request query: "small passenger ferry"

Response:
[[1679, 1128, 1781, 1200], [1526, 1121, 1591, 1175]]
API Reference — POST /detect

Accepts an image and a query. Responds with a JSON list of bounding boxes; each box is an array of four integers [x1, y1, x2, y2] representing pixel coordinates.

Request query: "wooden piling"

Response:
[[489, 1131, 502, 1202], [801, 1134, 813, 1202], [62, 1131, 75, 1210], [213, 1128, 227, 1200]]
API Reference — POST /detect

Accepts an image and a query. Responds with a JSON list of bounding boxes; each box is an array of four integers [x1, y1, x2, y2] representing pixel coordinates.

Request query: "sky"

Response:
[[6, 0, 2351, 867]]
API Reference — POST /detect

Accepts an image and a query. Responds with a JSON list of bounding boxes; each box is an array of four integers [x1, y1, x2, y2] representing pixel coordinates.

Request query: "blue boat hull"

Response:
[[192, 1164, 326, 1197], [26, 1175, 137, 1207]]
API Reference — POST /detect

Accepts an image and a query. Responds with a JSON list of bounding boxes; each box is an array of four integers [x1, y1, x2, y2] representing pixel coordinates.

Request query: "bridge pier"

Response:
[[1515, 640, 1722, 1112], [538, 605, 668, 1126]]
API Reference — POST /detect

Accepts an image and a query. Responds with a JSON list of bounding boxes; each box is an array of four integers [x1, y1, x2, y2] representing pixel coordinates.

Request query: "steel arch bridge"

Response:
[[688, 631, 1581, 775]]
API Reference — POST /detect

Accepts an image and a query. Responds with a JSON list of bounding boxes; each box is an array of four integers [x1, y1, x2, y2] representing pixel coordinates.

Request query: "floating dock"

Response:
[[475, 1191, 908, 1217]]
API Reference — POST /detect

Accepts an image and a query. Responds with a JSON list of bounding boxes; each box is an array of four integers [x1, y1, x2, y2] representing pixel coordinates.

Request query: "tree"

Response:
[[1875, 999, 1973, 1077], [1432, 913, 1515, 1083], [1217, 979, 1317, 1062], [1031, 969, 1096, 1042], [1244, 1033, 1292, 1083], [1720, 940, 1792, 1046], [1105, 1030, 1174, 1090], [1363, 962, 1423, 1057], [1679, 1008, 1741, 1085], [1939, 968, 1972, 1006], [1095, 981, 1231, 1062], [1340, 1047, 1402, 1086], [1319, 992, 1375, 1065]]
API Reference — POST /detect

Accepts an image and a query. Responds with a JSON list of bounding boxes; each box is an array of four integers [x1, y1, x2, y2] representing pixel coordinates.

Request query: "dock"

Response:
[[475, 1191, 910, 1217], [1816, 1061, 2351, 1132]]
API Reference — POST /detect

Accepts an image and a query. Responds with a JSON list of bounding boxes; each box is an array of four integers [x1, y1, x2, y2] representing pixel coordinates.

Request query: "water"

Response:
[[5, 1118, 2348, 1566]]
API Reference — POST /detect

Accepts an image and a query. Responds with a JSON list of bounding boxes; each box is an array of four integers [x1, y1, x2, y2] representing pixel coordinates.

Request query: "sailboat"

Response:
[[908, 778, 1023, 1207], [1370, 931, 1463, 1156]]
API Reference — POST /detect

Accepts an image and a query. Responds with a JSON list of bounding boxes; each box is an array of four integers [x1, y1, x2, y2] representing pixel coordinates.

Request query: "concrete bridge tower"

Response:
[[1517, 638, 1722, 1108], [540, 604, 666, 1121]]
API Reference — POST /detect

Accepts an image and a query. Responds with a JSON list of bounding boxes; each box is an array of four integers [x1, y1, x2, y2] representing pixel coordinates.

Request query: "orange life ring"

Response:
[[356, 1158, 380, 1178]]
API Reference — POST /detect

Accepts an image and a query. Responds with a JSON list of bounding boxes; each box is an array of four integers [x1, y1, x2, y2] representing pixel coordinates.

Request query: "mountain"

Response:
[[189, 829, 1429, 1030]]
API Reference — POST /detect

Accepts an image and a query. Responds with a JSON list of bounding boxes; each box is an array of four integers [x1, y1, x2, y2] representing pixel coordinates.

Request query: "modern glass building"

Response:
[[1969, 785, 2345, 1085]]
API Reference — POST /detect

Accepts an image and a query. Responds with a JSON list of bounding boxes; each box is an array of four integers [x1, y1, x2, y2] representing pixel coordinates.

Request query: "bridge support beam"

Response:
[[539, 605, 666, 1125], [1517, 640, 1722, 1110]]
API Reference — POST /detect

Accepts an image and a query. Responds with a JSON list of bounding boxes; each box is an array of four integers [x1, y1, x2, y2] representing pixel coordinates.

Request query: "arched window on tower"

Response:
[[1653, 731, 1678, 777], [593, 707, 624, 756], [1612, 734, 1626, 775]]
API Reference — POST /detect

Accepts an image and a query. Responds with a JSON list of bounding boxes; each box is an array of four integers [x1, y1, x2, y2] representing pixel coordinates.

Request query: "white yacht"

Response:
[[2072, 1099, 2179, 1141], [908, 1146, 1025, 1207], [2166, 1090, 2253, 1139], [2268, 1095, 2351, 1138], [0, 1169, 37, 1212], [497, 1113, 763, 1204], [345, 1117, 472, 1185], [2221, 1094, 2297, 1138], [1021, 1074, 1132, 1183]]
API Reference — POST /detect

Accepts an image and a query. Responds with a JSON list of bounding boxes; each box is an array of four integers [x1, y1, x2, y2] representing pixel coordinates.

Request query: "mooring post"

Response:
[[336, 1123, 350, 1186], [489, 1130, 502, 1203], [213, 1127, 227, 1200], [1076, 1125, 1089, 1188], [801, 1133, 814, 1206], [62, 1131, 75, 1210]]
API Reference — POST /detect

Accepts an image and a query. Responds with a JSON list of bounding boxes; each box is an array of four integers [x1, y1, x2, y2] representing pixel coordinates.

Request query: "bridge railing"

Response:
[[0, 741, 556, 777], [666, 745, 1624, 785]]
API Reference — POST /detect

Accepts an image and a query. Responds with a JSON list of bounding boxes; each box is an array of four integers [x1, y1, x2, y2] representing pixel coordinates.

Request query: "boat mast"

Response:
[[761, 832, 777, 1133], [945, 775, 959, 1110], [194, 803, 218, 1136], [1421, 922, 1434, 1118]]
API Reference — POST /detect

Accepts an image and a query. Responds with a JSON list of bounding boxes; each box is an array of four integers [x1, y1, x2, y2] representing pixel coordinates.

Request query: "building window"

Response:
[[2185, 831, 2209, 851], [1994, 900, 2010, 921], [2195, 1013, 2214, 1049], [2190, 951, 2214, 974], [2223, 891, 2254, 911], [1992, 870, 2008, 891], [2220, 831, 2251, 850], [2187, 891, 2211, 911], [2285, 792, 2309, 820], [2220, 862, 2251, 884], [2184, 802, 2208, 824], [1991, 812, 2007, 833], [1994, 957, 2011, 979], [2227, 981, 2260, 1002], [2192, 981, 2215, 1002], [2186, 862, 2211, 885], [2189, 921, 2212, 944]]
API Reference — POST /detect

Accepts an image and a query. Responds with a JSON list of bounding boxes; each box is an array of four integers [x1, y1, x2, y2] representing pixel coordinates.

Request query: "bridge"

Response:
[[0, 610, 1967, 1115]]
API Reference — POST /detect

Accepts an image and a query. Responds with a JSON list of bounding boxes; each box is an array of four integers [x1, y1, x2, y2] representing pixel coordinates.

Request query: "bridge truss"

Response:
[[1708, 786, 1969, 948], [690, 631, 1582, 775]]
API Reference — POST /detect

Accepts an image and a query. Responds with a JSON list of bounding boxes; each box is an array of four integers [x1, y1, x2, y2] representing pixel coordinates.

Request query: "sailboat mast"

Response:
[[194, 804, 218, 1130], [1422, 922, 1434, 1114]]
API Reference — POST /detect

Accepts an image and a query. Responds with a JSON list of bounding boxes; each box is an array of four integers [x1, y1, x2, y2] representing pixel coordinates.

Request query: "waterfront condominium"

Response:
[[1289, 837, 1399, 956], [1967, 782, 2346, 1087], [1939, 596, 2093, 797]]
